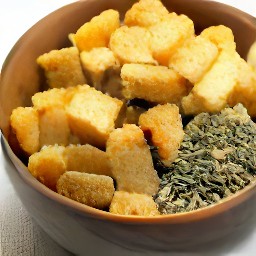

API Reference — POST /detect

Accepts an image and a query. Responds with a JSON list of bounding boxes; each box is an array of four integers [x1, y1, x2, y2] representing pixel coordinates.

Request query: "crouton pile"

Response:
[[9, 0, 256, 216]]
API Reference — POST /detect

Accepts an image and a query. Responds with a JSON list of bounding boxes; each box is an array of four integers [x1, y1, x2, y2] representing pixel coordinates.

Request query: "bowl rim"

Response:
[[1, 0, 256, 224]]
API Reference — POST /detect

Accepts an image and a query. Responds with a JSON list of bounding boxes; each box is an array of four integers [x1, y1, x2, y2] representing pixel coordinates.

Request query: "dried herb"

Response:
[[154, 104, 256, 214]]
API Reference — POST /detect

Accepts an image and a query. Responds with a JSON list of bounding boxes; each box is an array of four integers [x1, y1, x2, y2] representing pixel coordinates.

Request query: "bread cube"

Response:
[[106, 124, 160, 195], [228, 55, 256, 117], [32, 87, 78, 109], [149, 14, 195, 65], [32, 88, 67, 109], [66, 85, 123, 148], [124, 0, 169, 27], [80, 47, 120, 90], [10, 107, 40, 155], [32, 88, 74, 147], [182, 50, 238, 115], [63, 144, 112, 177], [169, 36, 219, 83], [74, 9, 120, 52], [109, 191, 160, 216], [57, 172, 115, 209], [39, 108, 70, 147], [121, 64, 187, 104], [200, 25, 236, 51], [109, 26, 156, 65], [37, 47, 86, 88], [28, 145, 66, 191], [139, 104, 184, 165]]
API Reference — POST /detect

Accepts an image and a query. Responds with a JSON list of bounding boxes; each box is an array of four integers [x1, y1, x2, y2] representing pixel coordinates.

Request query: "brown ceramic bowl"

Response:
[[1, 0, 256, 255]]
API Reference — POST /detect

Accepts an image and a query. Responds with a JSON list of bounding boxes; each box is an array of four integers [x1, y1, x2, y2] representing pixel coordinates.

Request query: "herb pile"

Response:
[[153, 104, 256, 214]]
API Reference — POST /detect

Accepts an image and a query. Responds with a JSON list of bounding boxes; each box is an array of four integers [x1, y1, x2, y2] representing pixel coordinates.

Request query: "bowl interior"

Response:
[[0, 0, 256, 221]]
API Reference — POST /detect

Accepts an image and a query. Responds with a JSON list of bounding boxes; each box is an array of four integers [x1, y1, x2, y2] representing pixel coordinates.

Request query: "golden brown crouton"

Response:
[[32, 88, 73, 147], [28, 143, 112, 189], [109, 191, 160, 216], [139, 104, 184, 165], [124, 0, 169, 27], [74, 9, 120, 52], [106, 124, 160, 195], [182, 50, 238, 115], [32, 87, 78, 110], [149, 14, 195, 65], [32, 88, 67, 109], [228, 55, 256, 117], [63, 144, 112, 177], [109, 25, 156, 65], [200, 25, 236, 51], [10, 107, 40, 155], [37, 47, 86, 88], [80, 47, 120, 91], [28, 145, 66, 191], [121, 64, 188, 104], [57, 172, 115, 209], [66, 85, 123, 148], [38, 108, 70, 147], [169, 36, 219, 83]]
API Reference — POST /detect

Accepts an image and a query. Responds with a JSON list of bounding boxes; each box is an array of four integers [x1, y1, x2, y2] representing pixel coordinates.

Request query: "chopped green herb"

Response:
[[154, 104, 256, 214]]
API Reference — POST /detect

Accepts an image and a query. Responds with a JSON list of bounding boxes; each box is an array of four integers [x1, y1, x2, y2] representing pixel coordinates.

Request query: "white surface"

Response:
[[0, 1, 256, 255]]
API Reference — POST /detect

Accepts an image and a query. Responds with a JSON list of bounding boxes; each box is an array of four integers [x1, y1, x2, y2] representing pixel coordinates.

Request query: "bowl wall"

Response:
[[1, 0, 256, 254]]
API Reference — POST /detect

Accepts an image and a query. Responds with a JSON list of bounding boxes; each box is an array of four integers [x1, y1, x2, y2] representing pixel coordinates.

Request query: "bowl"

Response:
[[1, 0, 256, 255]]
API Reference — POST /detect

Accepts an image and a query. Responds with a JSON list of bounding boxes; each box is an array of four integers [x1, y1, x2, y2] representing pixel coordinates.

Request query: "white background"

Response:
[[0, 1, 256, 255]]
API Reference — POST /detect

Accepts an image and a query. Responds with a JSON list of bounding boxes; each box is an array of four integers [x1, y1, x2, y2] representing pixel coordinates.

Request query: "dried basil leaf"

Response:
[[154, 104, 256, 214]]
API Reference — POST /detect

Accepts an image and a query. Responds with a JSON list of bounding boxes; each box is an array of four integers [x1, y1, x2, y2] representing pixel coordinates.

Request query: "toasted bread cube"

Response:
[[106, 124, 160, 195], [139, 104, 184, 165], [109, 191, 160, 216], [80, 47, 120, 90], [28, 143, 113, 191], [32, 88, 73, 147], [169, 36, 219, 83], [124, 0, 169, 27], [121, 64, 188, 104], [149, 14, 195, 65], [32, 88, 67, 109], [109, 26, 156, 65], [66, 85, 123, 148], [39, 108, 70, 147], [74, 9, 120, 52], [63, 144, 112, 177], [57, 172, 115, 209], [32, 87, 78, 110], [247, 41, 256, 69], [28, 145, 66, 191], [182, 50, 238, 115], [200, 25, 236, 51], [37, 47, 86, 88], [10, 107, 40, 155], [228, 56, 256, 117]]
